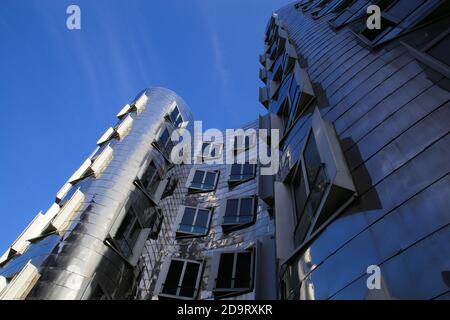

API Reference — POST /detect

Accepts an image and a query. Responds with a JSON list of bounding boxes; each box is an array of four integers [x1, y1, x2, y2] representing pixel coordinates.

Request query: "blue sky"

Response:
[[0, 0, 292, 251]]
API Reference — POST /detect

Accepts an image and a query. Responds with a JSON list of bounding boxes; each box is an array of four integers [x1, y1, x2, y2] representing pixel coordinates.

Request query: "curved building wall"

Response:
[[0, 87, 194, 299], [260, 1, 450, 300]]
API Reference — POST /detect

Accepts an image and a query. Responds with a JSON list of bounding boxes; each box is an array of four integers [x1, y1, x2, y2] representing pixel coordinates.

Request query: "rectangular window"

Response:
[[114, 207, 143, 260], [155, 128, 175, 160], [176, 206, 211, 238], [228, 163, 256, 186], [169, 105, 184, 128], [222, 197, 257, 231], [188, 170, 219, 192], [160, 259, 202, 299], [213, 250, 254, 297], [293, 131, 329, 247], [139, 161, 161, 198]]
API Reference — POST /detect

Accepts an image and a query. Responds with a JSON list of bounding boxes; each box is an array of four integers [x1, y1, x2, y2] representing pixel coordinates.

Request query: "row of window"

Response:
[[159, 248, 255, 299]]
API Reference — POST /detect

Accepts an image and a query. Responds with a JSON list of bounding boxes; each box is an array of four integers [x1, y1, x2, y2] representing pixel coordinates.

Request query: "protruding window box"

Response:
[[175, 206, 212, 239], [221, 196, 258, 232], [166, 102, 185, 128], [134, 92, 148, 113], [259, 87, 269, 108], [116, 103, 131, 118], [114, 114, 133, 140], [259, 54, 266, 66], [96, 127, 116, 145], [157, 258, 203, 300], [185, 169, 220, 193], [210, 248, 255, 299], [0, 260, 40, 300], [68, 158, 93, 184], [259, 68, 267, 82], [106, 203, 152, 267], [135, 159, 167, 205], [9, 212, 50, 254], [275, 109, 357, 259], [228, 163, 256, 188], [46, 188, 85, 234], [90, 144, 113, 177], [152, 127, 175, 162]]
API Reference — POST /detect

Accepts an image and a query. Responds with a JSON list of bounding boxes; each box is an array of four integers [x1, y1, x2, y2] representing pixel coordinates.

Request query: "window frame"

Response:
[[228, 163, 257, 187], [187, 169, 220, 193], [221, 196, 258, 232], [212, 248, 255, 298], [159, 258, 204, 300], [168, 103, 184, 128], [176, 206, 213, 239]]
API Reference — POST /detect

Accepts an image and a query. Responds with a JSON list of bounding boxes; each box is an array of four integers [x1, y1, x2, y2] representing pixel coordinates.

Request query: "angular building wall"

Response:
[[259, 0, 450, 300]]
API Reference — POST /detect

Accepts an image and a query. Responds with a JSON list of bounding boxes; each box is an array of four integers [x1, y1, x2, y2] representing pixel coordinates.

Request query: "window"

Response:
[[160, 259, 203, 299], [114, 207, 143, 260], [139, 161, 162, 199], [148, 208, 163, 240], [228, 163, 256, 187], [161, 176, 178, 200], [187, 169, 219, 193], [222, 196, 257, 231], [329, 0, 369, 28], [176, 206, 212, 238], [282, 108, 356, 249], [154, 128, 175, 160], [169, 105, 184, 128], [213, 249, 254, 298]]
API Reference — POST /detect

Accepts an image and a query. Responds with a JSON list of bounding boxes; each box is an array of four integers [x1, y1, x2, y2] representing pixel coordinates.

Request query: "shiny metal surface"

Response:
[[262, 1, 450, 300]]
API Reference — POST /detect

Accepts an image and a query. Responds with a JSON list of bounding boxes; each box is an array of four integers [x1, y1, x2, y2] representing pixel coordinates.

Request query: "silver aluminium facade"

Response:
[[258, 0, 449, 300]]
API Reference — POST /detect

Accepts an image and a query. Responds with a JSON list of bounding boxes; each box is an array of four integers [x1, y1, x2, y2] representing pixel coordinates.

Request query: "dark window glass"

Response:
[[225, 199, 239, 217], [196, 209, 210, 230], [141, 162, 156, 189], [240, 198, 253, 217], [115, 207, 141, 259], [162, 260, 184, 295], [427, 34, 450, 66], [231, 164, 241, 177], [204, 172, 217, 188], [303, 133, 322, 189], [159, 129, 169, 146], [216, 253, 234, 289], [180, 207, 196, 227], [243, 164, 255, 178], [293, 170, 308, 222], [170, 107, 180, 123], [179, 262, 200, 298], [90, 285, 108, 300], [192, 170, 204, 184], [235, 252, 252, 288]]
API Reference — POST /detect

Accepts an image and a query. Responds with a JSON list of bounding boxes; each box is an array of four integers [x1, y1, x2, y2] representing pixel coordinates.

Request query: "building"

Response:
[[258, 0, 449, 300], [0, 0, 449, 300], [0, 87, 276, 300]]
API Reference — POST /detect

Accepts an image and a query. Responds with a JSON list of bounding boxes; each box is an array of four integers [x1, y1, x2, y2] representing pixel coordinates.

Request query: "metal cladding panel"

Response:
[[270, 2, 450, 300]]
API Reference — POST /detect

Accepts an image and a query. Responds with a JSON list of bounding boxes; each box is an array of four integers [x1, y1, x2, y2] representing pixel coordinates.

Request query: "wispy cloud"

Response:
[[210, 30, 229, 90]]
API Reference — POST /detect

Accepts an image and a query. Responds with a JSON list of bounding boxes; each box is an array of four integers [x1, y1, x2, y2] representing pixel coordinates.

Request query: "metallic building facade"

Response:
[[258, 0, 449, 300]]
